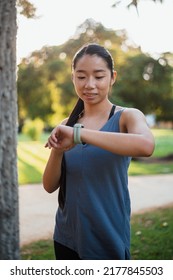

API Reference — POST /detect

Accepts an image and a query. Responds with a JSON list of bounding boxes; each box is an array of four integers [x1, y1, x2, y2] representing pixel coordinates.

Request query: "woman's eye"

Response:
[[77, 76, 85, 80], [96, 76, 104, 79]]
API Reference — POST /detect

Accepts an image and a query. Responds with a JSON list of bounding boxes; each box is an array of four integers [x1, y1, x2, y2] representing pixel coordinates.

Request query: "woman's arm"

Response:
[[80, 108, 155, 157], [42, 149, 63, 193], [43, 118, 72, 194], [43, 108, 155, 193]]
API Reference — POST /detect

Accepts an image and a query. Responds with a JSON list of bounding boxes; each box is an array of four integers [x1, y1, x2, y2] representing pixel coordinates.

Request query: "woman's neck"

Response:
[[78, 101, 114, 130], [83, 100, 113, 118]]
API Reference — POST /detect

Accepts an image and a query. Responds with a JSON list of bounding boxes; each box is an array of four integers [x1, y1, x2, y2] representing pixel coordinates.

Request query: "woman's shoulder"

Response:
[[61, 118, 69, 125], [116, 106, 146, 132], [116, 106, 145, 118]]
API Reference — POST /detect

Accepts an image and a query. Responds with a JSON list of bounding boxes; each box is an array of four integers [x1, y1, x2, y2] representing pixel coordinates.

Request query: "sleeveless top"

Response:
[[53, 109, 131, 260]]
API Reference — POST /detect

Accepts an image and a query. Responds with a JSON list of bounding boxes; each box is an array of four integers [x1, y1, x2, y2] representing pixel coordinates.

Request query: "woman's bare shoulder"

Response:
[[116, 106, 145, 117], [61, 118, 69, 125], [118, 107, 146, 132]]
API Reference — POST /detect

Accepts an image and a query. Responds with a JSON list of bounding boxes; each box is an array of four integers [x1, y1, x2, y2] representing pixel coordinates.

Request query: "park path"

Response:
[[19, 174, 173, 246]]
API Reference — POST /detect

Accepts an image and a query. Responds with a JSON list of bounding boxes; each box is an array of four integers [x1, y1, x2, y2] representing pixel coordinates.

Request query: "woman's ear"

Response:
[[71, 73, 74, 82], [111, 71, 117, 86]]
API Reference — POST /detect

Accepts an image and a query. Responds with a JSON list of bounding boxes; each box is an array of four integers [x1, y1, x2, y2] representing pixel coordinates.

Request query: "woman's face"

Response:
[[72, 54, 116, 105]]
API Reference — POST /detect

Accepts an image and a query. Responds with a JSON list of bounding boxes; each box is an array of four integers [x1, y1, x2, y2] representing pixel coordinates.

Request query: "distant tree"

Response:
[[17, 46, 69, 129], [17, 60, 54, 130], [113, 53, 173, 120]]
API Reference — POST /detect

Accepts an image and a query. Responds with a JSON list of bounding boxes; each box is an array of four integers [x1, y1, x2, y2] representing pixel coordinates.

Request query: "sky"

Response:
[[17, 0, 173, 63]]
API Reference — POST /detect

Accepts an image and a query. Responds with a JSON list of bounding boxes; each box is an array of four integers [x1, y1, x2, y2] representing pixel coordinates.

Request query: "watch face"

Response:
[[74, 123, 84, 128]]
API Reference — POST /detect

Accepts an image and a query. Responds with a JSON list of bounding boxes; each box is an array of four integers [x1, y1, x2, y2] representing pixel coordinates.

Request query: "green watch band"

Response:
[[73, 123, 84, 144]]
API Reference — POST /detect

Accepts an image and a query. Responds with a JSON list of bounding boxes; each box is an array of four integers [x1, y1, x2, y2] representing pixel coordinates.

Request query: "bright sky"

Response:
[[17, 0, 173, 63]]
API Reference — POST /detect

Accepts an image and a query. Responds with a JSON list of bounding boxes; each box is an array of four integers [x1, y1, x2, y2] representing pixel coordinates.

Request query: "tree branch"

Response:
[[16, 0, 36, 18]]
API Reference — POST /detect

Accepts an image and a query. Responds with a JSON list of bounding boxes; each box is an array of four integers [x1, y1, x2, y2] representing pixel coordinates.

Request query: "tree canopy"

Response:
[[17, 19, 173, 130]]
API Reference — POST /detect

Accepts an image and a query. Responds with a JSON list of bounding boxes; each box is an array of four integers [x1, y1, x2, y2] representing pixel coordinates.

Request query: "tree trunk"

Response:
[[0, 0, 20, 259]]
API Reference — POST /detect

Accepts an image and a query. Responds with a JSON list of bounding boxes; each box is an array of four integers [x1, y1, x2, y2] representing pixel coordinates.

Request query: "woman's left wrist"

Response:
[[73, 123, 84, 144]]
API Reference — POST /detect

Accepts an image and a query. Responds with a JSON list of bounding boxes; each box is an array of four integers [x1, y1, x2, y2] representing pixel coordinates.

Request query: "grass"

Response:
[[21, 240, 55, 260], [152, 129, 173, 157], [129, 161, 173, 175], [17, 129, 173, 185], [21, 205, 173, 260], [18, 142, 49, 184], [131, 205, 173, 260], [128, 128, 173, 175], [17, 133, 50, 184]]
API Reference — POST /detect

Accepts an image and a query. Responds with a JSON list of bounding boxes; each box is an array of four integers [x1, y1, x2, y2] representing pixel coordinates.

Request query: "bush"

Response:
[[23, 118, 44, 141]]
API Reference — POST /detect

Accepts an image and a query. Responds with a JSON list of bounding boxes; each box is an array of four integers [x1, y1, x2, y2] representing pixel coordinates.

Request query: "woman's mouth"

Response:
[[83, 93, 98, 97]]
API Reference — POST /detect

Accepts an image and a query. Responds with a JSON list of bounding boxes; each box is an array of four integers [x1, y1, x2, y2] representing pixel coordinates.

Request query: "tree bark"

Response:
[[0, 0, 20, 259]]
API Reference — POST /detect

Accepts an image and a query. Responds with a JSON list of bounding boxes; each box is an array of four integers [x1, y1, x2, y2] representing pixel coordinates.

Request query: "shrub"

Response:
[[23, 118, 44, 141]]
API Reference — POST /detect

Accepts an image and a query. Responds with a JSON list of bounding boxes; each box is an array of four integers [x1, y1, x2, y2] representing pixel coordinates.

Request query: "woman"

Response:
[[43, 43, 155, 260]]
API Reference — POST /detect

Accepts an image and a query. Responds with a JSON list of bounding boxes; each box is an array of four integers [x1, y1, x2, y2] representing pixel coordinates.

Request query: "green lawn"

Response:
[[21, 239, 55, 260], [21, 205, 173, 260], [17, 129, 173, 185], [152, 129, 173, 157], [17, 133, 50, 185], [131, 205, 173, 260], [128, 128, 173, 175]]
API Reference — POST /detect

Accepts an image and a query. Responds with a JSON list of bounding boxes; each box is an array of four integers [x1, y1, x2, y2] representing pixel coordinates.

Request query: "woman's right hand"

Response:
[[45, 125, 75, 151]]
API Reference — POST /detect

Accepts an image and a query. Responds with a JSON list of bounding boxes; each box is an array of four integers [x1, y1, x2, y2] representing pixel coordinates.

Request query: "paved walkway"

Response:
[[19, 174, 173, 246]]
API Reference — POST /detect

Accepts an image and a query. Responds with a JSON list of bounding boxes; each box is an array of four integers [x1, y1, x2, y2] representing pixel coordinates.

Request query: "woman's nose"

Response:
[[84, 77, 96, 89]]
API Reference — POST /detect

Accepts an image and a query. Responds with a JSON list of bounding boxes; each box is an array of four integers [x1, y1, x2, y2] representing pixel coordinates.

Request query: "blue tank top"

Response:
[[54, 110, 131, 259]]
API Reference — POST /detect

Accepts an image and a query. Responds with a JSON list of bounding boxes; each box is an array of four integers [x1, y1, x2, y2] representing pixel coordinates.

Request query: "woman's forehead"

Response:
[[74, 54, 108, 70]]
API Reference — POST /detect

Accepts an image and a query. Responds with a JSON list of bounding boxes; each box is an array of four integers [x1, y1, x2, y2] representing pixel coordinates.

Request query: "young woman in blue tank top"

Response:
[[43, 43, 155, 260]]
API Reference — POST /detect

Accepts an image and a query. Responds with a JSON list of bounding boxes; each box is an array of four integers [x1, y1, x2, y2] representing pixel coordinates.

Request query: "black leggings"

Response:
[[54, 241, 81, 260]]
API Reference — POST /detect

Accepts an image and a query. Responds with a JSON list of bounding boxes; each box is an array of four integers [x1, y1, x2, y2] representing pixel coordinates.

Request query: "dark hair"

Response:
[[58, 43, 114, 209], [72, 43, 114, 77], [58, 98, 84, 209]]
